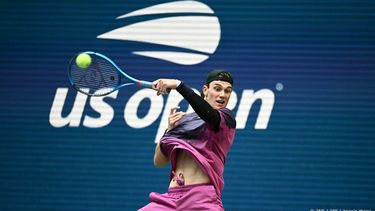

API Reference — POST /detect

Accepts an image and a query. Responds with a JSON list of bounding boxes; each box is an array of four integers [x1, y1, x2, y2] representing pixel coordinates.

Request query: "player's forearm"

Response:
[[154, 142, 169, 167]]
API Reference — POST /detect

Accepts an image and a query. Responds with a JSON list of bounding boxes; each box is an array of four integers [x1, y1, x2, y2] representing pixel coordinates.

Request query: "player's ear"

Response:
[[202, 84, 209, 99]]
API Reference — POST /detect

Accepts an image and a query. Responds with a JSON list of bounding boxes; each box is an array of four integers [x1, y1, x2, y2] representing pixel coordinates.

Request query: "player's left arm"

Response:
[[154, 141, 169, 167]]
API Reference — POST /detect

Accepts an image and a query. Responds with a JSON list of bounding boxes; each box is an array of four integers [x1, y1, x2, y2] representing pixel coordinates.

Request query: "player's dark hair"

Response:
[[201, 69, 234, 98]]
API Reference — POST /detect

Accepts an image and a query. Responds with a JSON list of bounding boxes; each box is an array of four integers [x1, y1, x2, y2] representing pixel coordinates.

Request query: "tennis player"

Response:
[[138, 70, 236, 211]]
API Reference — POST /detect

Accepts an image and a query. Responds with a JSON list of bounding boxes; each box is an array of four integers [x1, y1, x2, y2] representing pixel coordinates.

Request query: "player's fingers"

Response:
[[170, 111, 183, 116], [176, 111, 185, 117], [170, 112, 185, 122], [169, 106, 180, 115], [153, 80, 161, 94], [152, 80, 158, 90], [157, 80, 167, 95], [169, 112, 183, 120], [158, 80, 166, 92], [170, 113, 185, 127], [169, 112, 184, 120], [176, 112, 185, 120]]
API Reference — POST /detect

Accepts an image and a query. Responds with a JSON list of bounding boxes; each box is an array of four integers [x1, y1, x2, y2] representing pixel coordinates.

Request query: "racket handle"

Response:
[[137, 80, 154, 89], [137, 80, 171, 95]]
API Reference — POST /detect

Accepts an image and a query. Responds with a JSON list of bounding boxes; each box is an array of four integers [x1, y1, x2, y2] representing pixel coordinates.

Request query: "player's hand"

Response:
[[167, 106, 185, 132], [153, 79, 181, 95]]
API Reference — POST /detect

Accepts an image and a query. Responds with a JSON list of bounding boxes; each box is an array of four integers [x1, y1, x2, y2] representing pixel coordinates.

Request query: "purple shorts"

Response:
[[138, 184, 224, 211]]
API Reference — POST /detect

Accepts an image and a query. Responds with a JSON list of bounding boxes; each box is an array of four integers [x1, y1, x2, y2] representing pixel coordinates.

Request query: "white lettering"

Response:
[[236, 89, 274, 129], [49, 87, 275, 138], [49, 88, 88, 127], [124, 89, 164, 128], [83, 91, 118, 128], [226, 90, 237, 111]]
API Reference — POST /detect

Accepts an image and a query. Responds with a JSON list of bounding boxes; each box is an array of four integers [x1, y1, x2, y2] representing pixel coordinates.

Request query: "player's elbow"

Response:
[[154, 154, 169, 167]]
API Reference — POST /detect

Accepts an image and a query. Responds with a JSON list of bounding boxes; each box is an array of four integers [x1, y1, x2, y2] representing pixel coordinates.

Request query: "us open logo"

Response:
[[97, 0, 220, 65], [49, 0, 277, 142]]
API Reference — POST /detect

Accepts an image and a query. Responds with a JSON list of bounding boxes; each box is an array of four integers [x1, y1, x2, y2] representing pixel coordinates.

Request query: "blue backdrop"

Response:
[[1, 0, 374, 210]]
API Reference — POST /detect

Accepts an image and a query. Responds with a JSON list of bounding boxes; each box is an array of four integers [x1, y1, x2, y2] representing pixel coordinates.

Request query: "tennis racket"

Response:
[[68, 51, 165, 96]]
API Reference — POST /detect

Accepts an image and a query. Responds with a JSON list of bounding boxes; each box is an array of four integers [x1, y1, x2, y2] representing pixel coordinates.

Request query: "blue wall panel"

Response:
[[0, 0, 374, 210]]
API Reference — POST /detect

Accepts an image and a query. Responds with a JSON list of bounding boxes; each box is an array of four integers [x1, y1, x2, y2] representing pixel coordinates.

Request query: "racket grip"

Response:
[[137, 80, 154, 89], [137, 80, 171, 95]]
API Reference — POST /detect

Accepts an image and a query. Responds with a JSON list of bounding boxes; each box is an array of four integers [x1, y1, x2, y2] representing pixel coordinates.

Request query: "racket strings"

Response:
[[69, 55, 120, 96]]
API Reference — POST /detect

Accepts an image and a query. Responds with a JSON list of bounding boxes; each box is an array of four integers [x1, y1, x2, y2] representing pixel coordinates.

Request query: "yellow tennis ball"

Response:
[[76, 53, 91, 69]]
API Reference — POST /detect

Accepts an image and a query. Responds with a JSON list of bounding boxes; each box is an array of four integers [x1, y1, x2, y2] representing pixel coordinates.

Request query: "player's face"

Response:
[[203, 80, 233, 109]]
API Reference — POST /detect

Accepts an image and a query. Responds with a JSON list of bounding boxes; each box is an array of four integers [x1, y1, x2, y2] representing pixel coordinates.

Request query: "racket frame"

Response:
[[68, 51, 154, 96]]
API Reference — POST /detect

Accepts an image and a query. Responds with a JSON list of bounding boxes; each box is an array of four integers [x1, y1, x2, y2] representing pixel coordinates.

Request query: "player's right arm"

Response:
[[153, 79, 221, 131], [175, 82, 221, 131]]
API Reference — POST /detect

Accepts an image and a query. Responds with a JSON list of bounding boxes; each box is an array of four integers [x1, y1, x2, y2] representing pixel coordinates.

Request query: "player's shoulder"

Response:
[[218, 108, 236, 129], [218, 107, 234, 117]]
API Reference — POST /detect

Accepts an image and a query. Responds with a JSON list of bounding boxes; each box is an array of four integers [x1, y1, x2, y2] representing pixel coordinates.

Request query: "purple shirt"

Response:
[[160, 108, 236, 196]]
